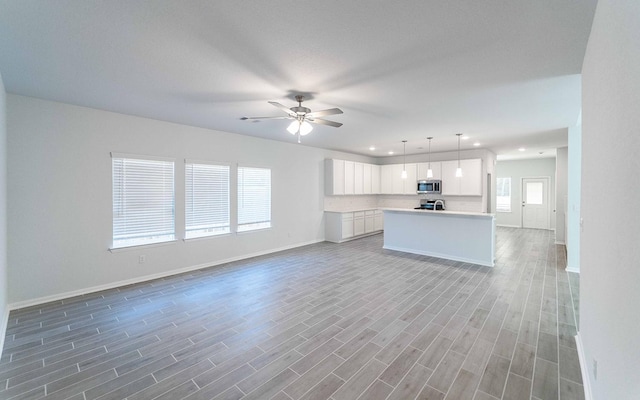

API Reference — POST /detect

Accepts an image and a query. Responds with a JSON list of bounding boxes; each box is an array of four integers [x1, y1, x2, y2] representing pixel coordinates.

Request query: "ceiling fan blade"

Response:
[[305, 108, 343, 118], [241, 116, 292, 120], [268, 101, 297, 117], [308, 118, 343, 128]]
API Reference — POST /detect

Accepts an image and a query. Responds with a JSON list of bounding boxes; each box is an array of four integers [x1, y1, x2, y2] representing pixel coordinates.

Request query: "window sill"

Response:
[[109, 240, 178, 253], [183, 233, 232, 242]]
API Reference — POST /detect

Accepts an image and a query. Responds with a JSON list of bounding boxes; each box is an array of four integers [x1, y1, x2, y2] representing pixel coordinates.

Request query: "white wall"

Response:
[[495, 158, 557, 230], [581, 1, 640, 398], [567, 125, 581, 272], [6, 95, 374, 305], [0, 72, 8, 354], [556, 147, 568, 244]]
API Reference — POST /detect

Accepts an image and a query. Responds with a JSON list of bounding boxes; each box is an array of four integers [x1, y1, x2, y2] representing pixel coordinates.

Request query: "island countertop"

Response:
[[380, 207, 494, 218]]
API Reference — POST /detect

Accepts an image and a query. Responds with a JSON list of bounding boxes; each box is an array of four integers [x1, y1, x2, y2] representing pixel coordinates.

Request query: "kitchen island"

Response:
[[382, 208, 495, 267]]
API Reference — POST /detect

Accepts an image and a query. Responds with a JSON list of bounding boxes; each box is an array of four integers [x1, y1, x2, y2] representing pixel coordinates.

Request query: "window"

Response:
[[237, 166, 271, 232], [185, 162, 230, 239], [112, 154, 175, 248], [496, 177, 511, 212]]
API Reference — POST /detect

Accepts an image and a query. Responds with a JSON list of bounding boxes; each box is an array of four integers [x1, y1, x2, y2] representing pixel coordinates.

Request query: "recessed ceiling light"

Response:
[[388, 151, 394, 155], [473, 142, 480, 147], [518, 147, 526, 152], [462, 136, 469, 140], [369, 146, 376, 151]]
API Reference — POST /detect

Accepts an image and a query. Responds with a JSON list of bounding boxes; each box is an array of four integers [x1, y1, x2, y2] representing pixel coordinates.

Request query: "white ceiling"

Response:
[[0, 1, 596, 159]]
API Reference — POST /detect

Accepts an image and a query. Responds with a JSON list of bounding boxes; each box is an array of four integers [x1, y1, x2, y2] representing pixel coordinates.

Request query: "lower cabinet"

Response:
[[325, 210, 384, 243]]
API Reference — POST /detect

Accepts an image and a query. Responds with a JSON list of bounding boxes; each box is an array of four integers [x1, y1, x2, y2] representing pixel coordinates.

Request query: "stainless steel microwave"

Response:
[[417, 179, 441, 194]]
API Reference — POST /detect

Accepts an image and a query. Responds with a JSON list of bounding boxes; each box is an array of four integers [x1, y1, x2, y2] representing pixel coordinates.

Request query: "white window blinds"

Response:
[[237, 166, 271, 232], [185, 162, 230, 239], [112, 155, 175, 248]]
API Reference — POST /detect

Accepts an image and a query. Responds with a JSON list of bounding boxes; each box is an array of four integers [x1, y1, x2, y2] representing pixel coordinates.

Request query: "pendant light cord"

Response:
[[402, 140, 407, 171]]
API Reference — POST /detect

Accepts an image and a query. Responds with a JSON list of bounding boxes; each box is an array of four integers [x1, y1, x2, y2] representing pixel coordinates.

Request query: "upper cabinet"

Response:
[[325, 159, 345, 195], [417, 162, 442, 180], [371, 165, 381, 194], [325, 159, 381, 196], [441, 159, 482, 196], [344, 161, 355, 195], [381, 163, 417, 194], [326, 158, 481, 196]]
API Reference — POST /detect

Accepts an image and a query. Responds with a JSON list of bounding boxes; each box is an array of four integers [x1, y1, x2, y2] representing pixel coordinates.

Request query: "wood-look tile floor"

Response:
[[0, 227, 583, 400]]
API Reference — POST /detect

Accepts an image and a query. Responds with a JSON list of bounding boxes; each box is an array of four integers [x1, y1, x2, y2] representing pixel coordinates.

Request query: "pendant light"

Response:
[[426, 137, 434, 178], [455, 133, 463, 177], [401, 140, 408, 179]]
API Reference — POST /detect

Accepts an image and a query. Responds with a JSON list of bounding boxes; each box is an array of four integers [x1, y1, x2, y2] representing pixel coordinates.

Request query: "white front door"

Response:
[[522, 177, 549, 229]]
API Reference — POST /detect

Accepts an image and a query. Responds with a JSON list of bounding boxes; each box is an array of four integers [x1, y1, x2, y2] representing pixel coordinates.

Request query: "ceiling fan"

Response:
[[241, 95, 343, 143]]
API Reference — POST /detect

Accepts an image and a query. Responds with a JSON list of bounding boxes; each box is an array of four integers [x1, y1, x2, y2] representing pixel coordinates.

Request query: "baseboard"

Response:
[[0, 304, 9, 358], [575, 333, 593, 400], [555, 240, 566, 245], [383, 244, 494, 267], [8, 239, 324, 311], [496, 224, 521, 228], [566, 266, 580, 273]]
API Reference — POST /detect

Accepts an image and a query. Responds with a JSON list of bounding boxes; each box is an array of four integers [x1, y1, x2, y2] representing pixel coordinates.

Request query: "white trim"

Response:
[[109, 239, 178, 253], [555, 240, 566, 245], [8, 239, 323, 311], [496, 224, 521, 228], [575, 333, 593, 400], [566, 266, 580, 274], [0, 305, 9, 358]]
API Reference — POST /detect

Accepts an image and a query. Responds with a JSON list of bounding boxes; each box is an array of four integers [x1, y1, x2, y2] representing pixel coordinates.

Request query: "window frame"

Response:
[[237, 165, 272, 233], [496, 176, 512, 213], [184, 159, 231, 240], [111, 152, 176, 250]]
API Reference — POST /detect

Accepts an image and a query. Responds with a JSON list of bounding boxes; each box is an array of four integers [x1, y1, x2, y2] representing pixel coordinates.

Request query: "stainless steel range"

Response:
[[414, 199, 445, 210]]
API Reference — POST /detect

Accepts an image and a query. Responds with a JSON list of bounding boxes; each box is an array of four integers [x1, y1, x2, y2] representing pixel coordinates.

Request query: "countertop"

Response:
[[380, 207, 495, 218], [324, 208, 380, 213]]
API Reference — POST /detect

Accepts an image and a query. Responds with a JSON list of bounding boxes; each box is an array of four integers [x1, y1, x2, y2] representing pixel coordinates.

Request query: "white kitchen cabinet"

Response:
[[381, 164, 396, 194], [344, 161, 355, 195], [381, 164, 417, 194], [417, 162, 441, 180], [325, 159, 383, 196], [353, 211, 365, 236], [354, 162, 364, 195], [441, 158, 482, 196], [341, 213, 354, 239], [374, 210, 384, 231], [459, 159, 482, 195], [324, 159, 345, 195], [363, 164, 372, 194], [364, 210, 376, 233], [325, 210, 384, 243], [371, 165, 381, 194], [402, 163, 417, 194]]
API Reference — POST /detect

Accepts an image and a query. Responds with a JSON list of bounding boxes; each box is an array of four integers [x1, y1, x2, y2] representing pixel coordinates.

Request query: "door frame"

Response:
[[521, 176, 551, 229]]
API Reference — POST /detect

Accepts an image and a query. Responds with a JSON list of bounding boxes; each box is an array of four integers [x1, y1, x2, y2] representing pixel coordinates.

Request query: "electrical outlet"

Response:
[[593, 358, 598, 380], [138, 255, 146, 264]]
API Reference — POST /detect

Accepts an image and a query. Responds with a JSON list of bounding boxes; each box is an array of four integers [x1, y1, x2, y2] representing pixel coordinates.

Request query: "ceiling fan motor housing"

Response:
[[291, 106, 311, 115]]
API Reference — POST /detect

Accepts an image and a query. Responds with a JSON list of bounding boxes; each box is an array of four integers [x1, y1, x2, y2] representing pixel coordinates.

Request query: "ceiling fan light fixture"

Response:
[[299, 121, 313, 136], [287, 120, 299, 134]]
